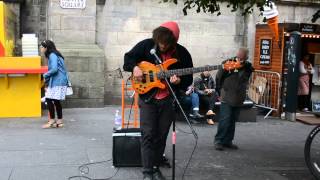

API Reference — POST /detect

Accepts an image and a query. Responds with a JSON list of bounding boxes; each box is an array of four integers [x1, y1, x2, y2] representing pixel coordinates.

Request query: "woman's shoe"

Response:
[[42, 120, 56, 129], [56, 120, 64, 128]]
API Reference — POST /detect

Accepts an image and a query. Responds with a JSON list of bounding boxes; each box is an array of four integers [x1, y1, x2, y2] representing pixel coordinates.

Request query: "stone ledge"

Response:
[[56, 44, 105, 60], [62, 98, 104, 108]]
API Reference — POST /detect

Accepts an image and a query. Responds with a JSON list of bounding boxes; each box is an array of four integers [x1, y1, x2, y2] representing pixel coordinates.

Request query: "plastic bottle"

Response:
[[114, 110, 122, 130]]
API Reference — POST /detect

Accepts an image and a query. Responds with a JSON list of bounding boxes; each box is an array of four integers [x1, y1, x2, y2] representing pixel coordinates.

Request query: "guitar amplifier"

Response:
[[112, 128, 142, 167]]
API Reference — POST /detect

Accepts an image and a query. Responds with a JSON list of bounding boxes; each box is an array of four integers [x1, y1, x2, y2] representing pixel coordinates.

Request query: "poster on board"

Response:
[[259, 39, 272, 65]]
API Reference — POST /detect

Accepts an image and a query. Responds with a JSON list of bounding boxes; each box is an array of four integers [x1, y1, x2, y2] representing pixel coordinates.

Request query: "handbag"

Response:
[[66, 74, 73, 96]]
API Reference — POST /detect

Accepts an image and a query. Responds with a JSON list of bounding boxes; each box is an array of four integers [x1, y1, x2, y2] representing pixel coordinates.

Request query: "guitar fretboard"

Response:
[[157, 65, 221, 79]]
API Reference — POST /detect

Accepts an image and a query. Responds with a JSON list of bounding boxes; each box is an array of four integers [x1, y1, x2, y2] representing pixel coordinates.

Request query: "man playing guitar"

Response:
[[123, 21, 193, 180]]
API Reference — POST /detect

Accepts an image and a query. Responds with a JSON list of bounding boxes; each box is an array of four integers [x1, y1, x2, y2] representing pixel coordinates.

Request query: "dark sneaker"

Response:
[[143, 173, 153, 180], [223, 143, 239, 150], [214, 143, 224, 151], [189, 119, 200, 124], [153, 168, 166, 180], [193, 110, 204, 118], [189, 110, 203, 118], [160, 155, 171, 168]]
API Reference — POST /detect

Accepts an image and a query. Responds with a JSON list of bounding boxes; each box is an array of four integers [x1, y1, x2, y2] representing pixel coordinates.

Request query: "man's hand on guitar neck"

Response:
[[133, 66, 143, 81], [170, 75, 181, 85]]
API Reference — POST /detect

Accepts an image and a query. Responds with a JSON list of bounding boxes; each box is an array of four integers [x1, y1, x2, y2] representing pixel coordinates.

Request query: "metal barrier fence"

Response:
[[248, 70, 282, 119]]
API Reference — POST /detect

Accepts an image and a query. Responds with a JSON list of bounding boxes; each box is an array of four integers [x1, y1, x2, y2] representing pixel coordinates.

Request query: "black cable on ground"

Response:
[[182, 138, 198, 180], [176, 124, 193, 135], [68, 159, 120, 180]]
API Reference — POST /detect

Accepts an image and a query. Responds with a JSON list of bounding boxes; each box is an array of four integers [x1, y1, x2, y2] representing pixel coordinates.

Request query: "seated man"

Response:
[[179, 85, 203, 124], [185, 85, 203, 118], [194, 71, 216, 125]]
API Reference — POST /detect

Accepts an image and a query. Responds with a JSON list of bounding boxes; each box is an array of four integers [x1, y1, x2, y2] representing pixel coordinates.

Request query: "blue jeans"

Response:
[[215, 102, 241, 145], [180, 93, 200, 112]]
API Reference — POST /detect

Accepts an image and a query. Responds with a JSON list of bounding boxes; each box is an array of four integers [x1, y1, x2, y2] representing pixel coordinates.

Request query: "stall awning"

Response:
[[0, 66, 48, 74]]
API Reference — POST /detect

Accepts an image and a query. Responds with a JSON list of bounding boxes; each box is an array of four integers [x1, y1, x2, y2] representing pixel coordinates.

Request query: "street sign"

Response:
[[285, 31, 301, 114], [60, 0, 86, 9]]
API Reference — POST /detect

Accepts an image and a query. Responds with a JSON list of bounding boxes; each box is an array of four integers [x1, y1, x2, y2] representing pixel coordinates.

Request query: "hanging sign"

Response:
[[60, 0, 86, 9]]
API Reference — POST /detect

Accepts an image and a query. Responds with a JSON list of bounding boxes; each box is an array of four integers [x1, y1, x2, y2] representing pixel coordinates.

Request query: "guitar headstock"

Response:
[[223, 58, 243, 71]]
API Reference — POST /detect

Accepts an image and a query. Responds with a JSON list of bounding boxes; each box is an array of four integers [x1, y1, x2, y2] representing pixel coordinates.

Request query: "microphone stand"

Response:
[[151, 49, 198, 180]]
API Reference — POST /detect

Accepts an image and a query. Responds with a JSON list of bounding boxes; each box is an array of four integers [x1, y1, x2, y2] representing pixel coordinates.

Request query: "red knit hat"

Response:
[[160, 21, 180, 41]]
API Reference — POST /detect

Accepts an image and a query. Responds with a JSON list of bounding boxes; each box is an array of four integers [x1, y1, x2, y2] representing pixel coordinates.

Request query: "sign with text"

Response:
[[259, 39, 272, 65], [313, 101, 320, 112], [300, 23, 317, 33], [60, 0, 86, 9]]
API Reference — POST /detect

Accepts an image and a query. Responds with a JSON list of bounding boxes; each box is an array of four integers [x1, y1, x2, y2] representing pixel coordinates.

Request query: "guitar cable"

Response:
[[68, 70, 130, 180], [67, 159, 120, 180]]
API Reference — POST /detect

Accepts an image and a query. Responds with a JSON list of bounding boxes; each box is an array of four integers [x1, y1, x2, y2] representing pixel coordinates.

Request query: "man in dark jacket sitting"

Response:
[[194, 71, 216, 125], [214, 47, 254, 151]]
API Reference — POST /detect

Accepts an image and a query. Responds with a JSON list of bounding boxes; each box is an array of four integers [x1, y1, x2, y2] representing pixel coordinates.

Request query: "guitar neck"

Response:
[[158, 65, 221, 79]]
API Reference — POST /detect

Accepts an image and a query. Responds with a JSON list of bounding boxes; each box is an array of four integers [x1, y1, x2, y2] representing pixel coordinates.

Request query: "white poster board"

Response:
[[60, 0, 86, 9]]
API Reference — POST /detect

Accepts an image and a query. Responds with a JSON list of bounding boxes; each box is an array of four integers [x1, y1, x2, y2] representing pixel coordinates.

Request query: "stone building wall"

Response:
[[47, 0, 96, 43], [13, 0, 320, 106], [20, 0, 48, 42], [96, 0, 250, 104], [45, 0, 106, 107]]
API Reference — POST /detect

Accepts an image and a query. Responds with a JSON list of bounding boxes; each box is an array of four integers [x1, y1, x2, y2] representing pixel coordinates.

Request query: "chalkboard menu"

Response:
[[259, 39, 272, 65]]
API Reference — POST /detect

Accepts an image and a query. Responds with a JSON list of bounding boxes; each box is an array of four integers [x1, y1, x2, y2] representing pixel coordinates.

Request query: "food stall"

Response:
[[0, 1, 47, 118], [253, 23, 320, 116]]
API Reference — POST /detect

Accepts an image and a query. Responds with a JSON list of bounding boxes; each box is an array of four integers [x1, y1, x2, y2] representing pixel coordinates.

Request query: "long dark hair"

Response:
[[152, 27, 176, 51], [40, 40, 64, 59], [302, 55, 311, 66]]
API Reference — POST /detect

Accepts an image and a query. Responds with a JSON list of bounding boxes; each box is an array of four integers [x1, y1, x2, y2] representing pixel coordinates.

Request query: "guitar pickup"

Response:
[[149, 70, 154, 82], [142, 73, 147, 83]]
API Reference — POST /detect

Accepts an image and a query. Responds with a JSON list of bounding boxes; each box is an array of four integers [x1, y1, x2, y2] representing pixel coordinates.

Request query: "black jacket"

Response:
[[194, 74, 215, 96], [215, 61, 253, 106], [123, 38, 193, 101]]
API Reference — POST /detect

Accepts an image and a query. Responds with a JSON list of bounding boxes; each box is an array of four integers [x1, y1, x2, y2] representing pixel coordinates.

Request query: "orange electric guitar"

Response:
[[132, 58, 242, 95]]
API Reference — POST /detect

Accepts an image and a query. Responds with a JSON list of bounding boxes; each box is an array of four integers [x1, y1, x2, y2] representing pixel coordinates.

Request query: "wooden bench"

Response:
[[296, 114, 320, 125]]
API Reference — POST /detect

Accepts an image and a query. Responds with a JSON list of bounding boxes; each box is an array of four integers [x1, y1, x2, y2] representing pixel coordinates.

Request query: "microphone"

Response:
[[150, 48, 156, 55], [150, 48, 162, 64]]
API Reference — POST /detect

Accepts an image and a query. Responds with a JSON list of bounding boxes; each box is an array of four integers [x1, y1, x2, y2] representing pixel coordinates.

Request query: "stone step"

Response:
[[57, 44, 105, 57], [55, 43, 106, 107], [64, 56, 105, 62], [60, 49, 105, 57], [56, 44, 101, 49]]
